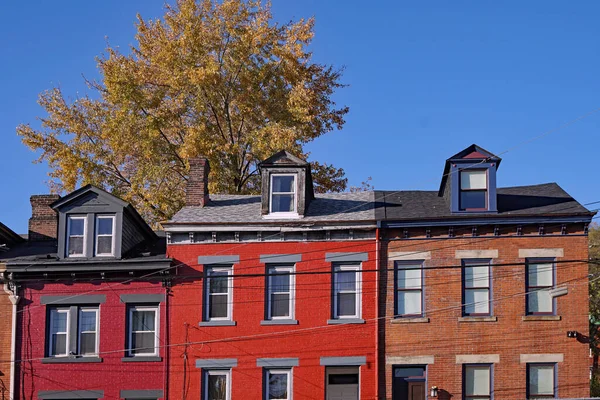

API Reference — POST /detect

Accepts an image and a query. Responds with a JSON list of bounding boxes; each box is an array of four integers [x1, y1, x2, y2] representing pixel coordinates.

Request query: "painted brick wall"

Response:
[[0, 289, 13, 400], [15, 280, 167, 400], [382, 228, 590, 400], [167, 240, 378, 400]]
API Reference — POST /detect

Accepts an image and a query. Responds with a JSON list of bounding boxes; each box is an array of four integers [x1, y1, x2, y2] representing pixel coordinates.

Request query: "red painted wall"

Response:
[[167, 240, 378, 400], [15, 281, 168, 400]]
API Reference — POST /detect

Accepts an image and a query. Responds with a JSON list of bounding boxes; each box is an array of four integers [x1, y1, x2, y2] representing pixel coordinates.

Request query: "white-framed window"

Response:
[[269, 174, 297, 215], [527, 363, 556, 399], [265, 369, 292, 400], [203, 369, 231, 400], [464, 364, 492, 400], [128, 305, 159, 357], [78, 307, 99, 356], [460, 169, 488, 210], [267, 265, 294, 320], [526, 259, 555, 315], [95, 215, 115, 256], [395, 262, 423, 317], [333, 263, 361, 319], [49, 308, 70, 357], [66, 215, 87, 257], [462, 259, 491, 316], [206, 266, 233, 321]]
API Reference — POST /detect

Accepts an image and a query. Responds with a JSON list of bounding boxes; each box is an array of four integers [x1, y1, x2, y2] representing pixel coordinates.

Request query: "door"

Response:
[[392, 366, 426, 400], [408, 381, 425, 400], [326, 367, 359, 400]]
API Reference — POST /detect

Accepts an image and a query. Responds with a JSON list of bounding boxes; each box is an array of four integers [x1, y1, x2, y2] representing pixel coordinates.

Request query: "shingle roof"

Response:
[[168, 191, 376, 224]]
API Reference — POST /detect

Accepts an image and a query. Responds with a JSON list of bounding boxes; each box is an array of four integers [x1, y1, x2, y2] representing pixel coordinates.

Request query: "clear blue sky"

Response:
[[2, 1, 600, 233]]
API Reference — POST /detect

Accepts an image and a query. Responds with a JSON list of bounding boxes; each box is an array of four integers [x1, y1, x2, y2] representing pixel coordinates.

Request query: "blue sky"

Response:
[[2, 1, 600, 233]]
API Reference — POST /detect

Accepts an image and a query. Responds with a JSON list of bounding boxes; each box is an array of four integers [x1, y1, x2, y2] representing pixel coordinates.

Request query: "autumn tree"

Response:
[[590, 223, 600, 395], [18, 0, 349, 223]]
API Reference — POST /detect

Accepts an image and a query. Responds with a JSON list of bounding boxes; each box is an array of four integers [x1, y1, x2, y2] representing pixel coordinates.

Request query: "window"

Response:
[[460, 170, 487, 210], [205, 267, 233, 321], [203, 369, 231, 400], [526, 260, 555, 315], [265, 369, 292, 400], [128, 306, 159, 357], [464, 364, 492, 400], [48, 306, 99, 357], [463, 260, 491, 316], [270, 174, 296, 215], [395, 262, 423, 317], [527, 364, 556, 399], [267, 265, 294, 320], [95, 215, 115, 256], [333, 264, 361, 319], [67, 216, 87, 257]]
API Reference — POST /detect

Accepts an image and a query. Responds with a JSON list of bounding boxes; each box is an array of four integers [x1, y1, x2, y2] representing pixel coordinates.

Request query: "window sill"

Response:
[[42, 356, 103, 364], [262, 213, 301, 220], [121, 356, 162, 362], [458, 316, 497, 323], [391, 317, 430, 324], [327, 318, 365, 325], [199, 320, 237, 327], [261, 320, 299, 326], [522, 315, 561, 321]]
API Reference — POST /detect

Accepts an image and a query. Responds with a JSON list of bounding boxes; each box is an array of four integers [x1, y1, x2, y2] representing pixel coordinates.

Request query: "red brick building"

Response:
[[1, 187, 172, 400], [163, 151, 379, 400], [376, 145, 594, 400]]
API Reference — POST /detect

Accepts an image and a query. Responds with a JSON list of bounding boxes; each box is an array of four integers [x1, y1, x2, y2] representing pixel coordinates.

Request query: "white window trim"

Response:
[[66, 215, 87, 257], [49, 308, 70, 357], [206, 266, 233, 321], [267, 265, 295, 320], [94, 215, 116, 257], [266, 369, 292, 400], [268, 174, 298, 217], [204, 369, 231, 400], [77, 307, 99, 356], [333, 264, 362, 319], [128, 306, 159, 357]]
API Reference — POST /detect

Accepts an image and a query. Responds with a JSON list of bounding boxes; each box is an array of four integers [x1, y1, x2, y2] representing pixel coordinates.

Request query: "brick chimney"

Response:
[[29, 194, 60, 241], [186, 157, 210, 207]]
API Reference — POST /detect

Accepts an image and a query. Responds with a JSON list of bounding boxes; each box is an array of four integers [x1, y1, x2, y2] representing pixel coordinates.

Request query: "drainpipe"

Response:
[[375, 226, 380, 400], [3, 281, 20, 400]]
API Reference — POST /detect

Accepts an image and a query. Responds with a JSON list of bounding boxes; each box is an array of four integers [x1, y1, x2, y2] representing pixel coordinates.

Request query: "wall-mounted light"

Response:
[[567, 330, 578, 338], [430, 386, 438, 397], [549, 286, 568, 298]]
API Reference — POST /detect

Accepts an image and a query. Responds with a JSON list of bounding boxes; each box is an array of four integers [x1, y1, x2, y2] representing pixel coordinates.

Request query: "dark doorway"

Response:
[[392, 366, 426, 400]]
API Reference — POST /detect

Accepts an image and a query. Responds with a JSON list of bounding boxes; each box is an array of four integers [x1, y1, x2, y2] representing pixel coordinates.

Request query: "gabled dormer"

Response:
[[51, 185, 156, 259], [259, 150, 314, 218], [438, 144, 501, 214]]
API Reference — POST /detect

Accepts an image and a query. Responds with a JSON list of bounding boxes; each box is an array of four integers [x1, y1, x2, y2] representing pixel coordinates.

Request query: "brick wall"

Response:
[[28, 195, 59, 241], [382, 227, 590, 400]]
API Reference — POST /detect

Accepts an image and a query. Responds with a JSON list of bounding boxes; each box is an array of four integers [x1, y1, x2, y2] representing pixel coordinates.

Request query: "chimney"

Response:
[[186, 157, 210, 207], [29, 194, 60, 241]]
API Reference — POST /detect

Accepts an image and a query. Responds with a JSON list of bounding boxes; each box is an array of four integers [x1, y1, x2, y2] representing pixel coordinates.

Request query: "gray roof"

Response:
[[167, 192, 375, 225]]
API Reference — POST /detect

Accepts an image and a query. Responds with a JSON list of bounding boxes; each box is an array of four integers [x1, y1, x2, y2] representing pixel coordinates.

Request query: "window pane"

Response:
[[272, 176, 294, 193], [69, 218, 85, 235], [461, 170, 487, 190], [97, 236, 112, 254], [460, 191, 486, 209], [271, 273, 290, 293], [80, 311, 96, 332], [132, 332, 155, 354], [132, 310, 155, 331], [271, 293, 290, 317], [329, 374, 359, 385], [465, 289, 489, 314], [397, 266, 421, 289], [51, 333, 67, 355], [51, 310, 67, 333], [529, 263, 553, 287], [210, 294, 228, 318], [272, 194, 294, 213], [68, 237, 84, 255], [465, 366, 490, 396], [530, 365, 554, 395], [397, 291, 422, 315], [207, 374, 227, 400], [336, 271, 356, 291], [210, 273, 229, 294], [97, 217, 113, 235], [338, 292, 356, 316], [465, 265, 489, 288], [268, 372, 288, 399], [80, 332, 96, 354], [528, 290, 553, 313]]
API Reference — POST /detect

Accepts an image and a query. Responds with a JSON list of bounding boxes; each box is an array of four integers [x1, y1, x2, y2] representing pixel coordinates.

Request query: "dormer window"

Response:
[[67, 216, 86, 257], [459, 170, 488, 210], [95, 215, 115, 256], [270, 174, 297, 215]]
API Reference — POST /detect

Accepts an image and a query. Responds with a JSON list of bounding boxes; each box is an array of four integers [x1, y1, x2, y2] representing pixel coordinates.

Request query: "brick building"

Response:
[[163, 151, 379, 400], [0, 186, 172, 400], [376, 145, 594, 400]]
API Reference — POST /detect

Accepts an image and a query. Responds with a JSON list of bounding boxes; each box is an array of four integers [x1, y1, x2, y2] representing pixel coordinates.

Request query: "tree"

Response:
[[18, 0, 349, 223], [589, 223, 600, 395]]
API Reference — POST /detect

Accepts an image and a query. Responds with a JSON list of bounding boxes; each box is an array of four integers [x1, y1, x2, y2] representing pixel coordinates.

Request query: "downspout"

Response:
[[375, 226, 380, 400], [164, 284, 170, 400], [3, 280, 20, 400]]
